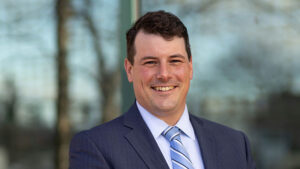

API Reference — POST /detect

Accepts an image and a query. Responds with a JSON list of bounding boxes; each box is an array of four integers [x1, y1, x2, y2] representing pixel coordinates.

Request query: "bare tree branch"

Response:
[[80, 0, 120, 123]]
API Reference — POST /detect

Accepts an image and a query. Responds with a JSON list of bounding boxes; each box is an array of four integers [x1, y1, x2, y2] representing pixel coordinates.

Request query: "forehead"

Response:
[[134, 31, 187, 59]]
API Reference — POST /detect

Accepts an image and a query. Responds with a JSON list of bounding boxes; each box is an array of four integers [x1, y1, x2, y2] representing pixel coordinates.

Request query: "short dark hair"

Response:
[[126, 10, 191, 64]]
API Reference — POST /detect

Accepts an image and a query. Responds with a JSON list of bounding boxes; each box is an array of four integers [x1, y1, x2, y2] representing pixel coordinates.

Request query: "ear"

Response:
[[124, 58, 133, 82], [189, 55, 193, 80]]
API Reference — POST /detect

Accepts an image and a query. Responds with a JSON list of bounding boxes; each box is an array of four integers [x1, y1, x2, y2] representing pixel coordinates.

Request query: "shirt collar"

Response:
[[175, 106, 196, 140], [136, 101, 196, 140], [137, 101, 168, 139]]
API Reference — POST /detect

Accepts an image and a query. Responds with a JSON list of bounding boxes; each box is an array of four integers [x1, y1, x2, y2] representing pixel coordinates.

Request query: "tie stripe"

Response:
[[162, 126, 194, 169], [170, 132, 180, 141], [163, 126, 173, 135], [170, 147, 192, 163], [172, 159, 189, 169]]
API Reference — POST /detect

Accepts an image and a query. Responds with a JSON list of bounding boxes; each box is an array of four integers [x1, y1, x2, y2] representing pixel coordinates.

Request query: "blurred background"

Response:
[[0, 0, 299, 169]]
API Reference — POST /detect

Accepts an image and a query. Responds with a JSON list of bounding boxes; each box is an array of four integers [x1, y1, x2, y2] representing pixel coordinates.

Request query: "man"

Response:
[[69, 10, 256, 169]]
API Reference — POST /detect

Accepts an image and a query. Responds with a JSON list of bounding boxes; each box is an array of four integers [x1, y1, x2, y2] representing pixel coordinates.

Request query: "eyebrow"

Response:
[[169, 54, 186, 59], [140, 56, 157, 62]]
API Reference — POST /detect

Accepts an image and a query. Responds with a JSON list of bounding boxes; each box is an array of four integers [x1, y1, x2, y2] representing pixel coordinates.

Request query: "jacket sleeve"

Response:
[[69, 131, 110, 169], [241, 132, 256, 169]]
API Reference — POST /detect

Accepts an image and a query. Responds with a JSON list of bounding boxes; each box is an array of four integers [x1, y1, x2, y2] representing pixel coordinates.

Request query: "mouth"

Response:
[[151, 86, 176, 92]]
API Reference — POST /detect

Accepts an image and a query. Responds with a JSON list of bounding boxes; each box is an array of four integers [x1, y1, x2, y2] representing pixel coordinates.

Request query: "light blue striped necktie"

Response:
[[162, 126, 194, 169]]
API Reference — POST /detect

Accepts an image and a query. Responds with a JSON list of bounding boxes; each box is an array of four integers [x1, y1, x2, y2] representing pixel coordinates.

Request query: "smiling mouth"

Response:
[[152, 86, 176, 92]]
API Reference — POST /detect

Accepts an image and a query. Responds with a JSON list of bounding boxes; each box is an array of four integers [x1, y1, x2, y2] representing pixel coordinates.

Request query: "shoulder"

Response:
[[70, 103, 140, 148], [190, 114, 248, 142], [69, 117, 127, 169], [190, 114, 240, 131], [71, 114, 128, 147], [190, 115, 256, 168]]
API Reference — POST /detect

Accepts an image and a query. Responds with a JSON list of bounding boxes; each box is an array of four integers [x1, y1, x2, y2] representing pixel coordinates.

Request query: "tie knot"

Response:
[[162, 126, 181, 142]]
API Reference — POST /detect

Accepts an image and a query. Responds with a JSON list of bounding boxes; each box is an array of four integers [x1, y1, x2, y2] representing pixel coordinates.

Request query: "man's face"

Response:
[[124, 31, 193, 119]]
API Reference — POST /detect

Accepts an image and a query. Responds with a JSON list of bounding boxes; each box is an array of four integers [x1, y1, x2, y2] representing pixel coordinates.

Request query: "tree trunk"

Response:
[[55, 0, 71, 169]]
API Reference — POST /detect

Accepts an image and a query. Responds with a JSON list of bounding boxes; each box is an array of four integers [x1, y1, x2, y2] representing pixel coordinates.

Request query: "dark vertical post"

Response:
[[120, 0, 140, 112]]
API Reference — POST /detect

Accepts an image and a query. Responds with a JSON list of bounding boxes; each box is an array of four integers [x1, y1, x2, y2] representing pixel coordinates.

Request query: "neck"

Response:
[[152, 107, 185, 126], [160, 114, 182, 126]]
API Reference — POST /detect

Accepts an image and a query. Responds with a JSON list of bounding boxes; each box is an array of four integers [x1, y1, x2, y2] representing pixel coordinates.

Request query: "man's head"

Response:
[[124, 11, 193, 125], [126, 10, 191, 65]]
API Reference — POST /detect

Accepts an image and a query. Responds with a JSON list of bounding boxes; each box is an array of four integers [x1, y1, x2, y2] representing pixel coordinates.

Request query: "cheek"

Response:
[[138, 68, 155, 82], [132, 68, 155, 89], [175, 67, 189, 81]]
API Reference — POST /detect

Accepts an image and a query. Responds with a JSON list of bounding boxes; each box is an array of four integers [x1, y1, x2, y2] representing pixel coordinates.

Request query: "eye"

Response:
[[144, 61, 157, 65], [170, 59, 182, 63]]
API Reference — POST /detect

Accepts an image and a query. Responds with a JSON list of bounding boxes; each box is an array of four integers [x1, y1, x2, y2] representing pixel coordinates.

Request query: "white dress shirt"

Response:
[[137, 101, 205, 169]]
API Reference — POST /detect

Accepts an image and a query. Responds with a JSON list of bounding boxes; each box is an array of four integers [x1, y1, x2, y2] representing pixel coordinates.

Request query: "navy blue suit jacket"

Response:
[[69, 103, 256, 169]]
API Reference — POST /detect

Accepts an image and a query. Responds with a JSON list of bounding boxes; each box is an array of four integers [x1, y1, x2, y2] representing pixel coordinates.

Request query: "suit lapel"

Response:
[[123, 103, 169, 169], [190, 115, 219, 169]]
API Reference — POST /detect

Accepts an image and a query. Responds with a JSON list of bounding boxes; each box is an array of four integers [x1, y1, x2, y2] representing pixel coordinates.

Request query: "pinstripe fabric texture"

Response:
[[162, 126, 194, 169], [69, 103, 256, 169]]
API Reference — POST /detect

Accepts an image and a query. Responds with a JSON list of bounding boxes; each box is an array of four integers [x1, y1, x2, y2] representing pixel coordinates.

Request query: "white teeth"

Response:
[[154, 86, 175, 91]]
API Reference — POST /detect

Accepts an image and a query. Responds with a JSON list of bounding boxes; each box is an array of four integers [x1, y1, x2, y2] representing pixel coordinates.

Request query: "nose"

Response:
[[156, 63, 171, 81]]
